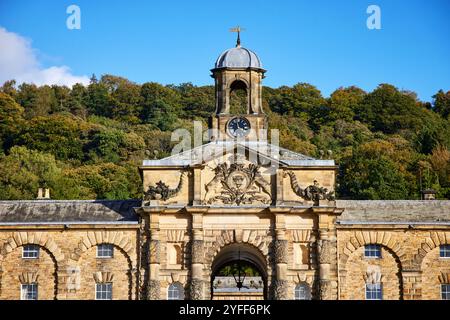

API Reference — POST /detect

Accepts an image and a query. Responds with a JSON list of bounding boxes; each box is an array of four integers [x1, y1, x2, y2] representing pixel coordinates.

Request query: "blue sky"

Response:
[[0, 0, 449, 102]]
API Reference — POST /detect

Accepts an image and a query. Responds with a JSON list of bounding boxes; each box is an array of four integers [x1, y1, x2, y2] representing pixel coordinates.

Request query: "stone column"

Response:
[[189, 213, 205, 300], [316, 211, 339, 300], [148, 213, 161, 300], [272, 214, 289, 300]]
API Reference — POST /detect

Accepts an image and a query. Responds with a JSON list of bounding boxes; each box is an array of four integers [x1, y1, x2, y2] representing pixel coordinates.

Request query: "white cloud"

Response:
[[0, 27, 89, 87]]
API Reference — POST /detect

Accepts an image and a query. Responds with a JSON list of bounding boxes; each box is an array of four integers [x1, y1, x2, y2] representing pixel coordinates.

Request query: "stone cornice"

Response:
[[279, 165, 339, 170], [311, 207, 344, 216], [336, 223, 450, 230], [136, 205, 343, 216]]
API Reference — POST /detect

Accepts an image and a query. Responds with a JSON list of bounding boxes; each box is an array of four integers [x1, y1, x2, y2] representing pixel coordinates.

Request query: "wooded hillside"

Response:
[[0, 75, 449, 200]]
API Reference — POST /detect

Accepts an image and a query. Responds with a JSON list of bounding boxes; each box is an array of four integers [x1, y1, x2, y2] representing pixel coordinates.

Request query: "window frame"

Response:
[[442, 284, 450, 300], [294, 283, 311, 300], [96, 244, 114, 259], [167, 283, 184, 300], [95, 282, 113, 300], [439, 245, 450, 258], [364, 244, 382, 259], [22, 245, 40, 259], [21, 283, 38, 300], [365, 283, 383, 300]]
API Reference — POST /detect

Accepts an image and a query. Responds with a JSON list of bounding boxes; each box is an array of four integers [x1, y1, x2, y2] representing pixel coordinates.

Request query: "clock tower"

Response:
[[209, 30, 267, 142]]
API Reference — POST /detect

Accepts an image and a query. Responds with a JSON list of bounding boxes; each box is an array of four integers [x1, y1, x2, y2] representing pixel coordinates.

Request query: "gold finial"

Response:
[[230, 26, 245, 47]]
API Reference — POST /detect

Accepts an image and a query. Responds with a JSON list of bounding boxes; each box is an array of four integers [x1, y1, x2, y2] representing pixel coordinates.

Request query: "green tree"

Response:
[[269, 83, 326, 120], [14, 114, 89, 161], [64, 162, 141, 199], [0, 80, 17, 98], [216, 262, 260, 277], [16, 83, 48, 119], [140, 82, 181, 130], [333, 120, 373, 147], [355, 84, 424, 134], [67, 83, 88, 118], [338, 141, 413, 199], [327, 86, 366, 122], [428, 145, 450, 199], [0, 146, 83, 199], [177, 83, 215, 119], [86, 128, 125, 163], [83, 122, 145, 164], [414, 112, 450, 154], [85, 81, 111, 117], [433, 90, 450, 119], [339, 156, 410, 199], [51, 85, 71, 114], [100, 75, 142, 123], [0, 92, 24, 151]]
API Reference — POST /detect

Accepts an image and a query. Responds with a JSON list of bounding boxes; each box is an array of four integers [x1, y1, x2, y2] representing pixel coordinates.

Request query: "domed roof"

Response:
[[215, 45, 262, 69]]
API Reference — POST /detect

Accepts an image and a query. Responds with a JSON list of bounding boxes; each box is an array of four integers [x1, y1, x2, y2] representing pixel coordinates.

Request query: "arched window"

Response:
[[167, 283, 184, 300], [294, 283, 311, 300]]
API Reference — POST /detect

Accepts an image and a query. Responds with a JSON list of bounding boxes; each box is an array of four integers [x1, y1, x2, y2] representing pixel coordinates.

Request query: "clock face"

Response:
[[228, 117, 251, 137]]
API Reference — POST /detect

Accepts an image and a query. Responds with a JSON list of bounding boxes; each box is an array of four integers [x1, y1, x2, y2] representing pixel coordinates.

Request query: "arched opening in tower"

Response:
[[229, 80, 248, 115]]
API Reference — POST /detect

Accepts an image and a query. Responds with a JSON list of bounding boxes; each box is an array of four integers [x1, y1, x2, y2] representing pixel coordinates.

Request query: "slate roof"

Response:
[[336, 200, 450, 224], [0, 200, 140, 224], [0, 199, 448, 225]]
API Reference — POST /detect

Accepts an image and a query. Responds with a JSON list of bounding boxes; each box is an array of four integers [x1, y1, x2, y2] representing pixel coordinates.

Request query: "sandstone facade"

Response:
[[0, 225, 139, 300]]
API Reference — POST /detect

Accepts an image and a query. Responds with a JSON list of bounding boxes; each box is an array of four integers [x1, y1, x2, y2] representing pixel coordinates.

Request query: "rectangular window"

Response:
[[442, 284, 450, 300], [364, 244, 381, 258], [21, 283, 38, 300], [96, 283, 112, 300], [97, 244, 114, 258], [365, 283, 382, 300], [295, 284, 311, 300], [22, 245, 40, 259], [440, 245, 450, 258]]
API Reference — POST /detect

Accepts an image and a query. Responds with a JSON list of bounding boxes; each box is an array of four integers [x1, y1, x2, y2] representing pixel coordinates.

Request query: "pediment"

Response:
[[141, 141, 323, 168], [200, 143, 281, 170]]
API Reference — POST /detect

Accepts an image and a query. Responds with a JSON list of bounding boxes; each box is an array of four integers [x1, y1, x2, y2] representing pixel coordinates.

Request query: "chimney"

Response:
[[421, 189, 436, 200], [37, 188, 51, 200]]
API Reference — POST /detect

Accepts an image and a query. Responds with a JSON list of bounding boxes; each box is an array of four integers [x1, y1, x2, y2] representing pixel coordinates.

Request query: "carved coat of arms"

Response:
[[204, 163, 272, 205]]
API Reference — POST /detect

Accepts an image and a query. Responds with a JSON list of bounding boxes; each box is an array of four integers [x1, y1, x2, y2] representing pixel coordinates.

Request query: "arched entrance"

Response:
[[210, 243, 267, 300]]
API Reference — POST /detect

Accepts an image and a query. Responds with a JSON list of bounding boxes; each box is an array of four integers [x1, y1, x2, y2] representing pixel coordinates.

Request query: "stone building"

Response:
[[0, 37, 449, 300]]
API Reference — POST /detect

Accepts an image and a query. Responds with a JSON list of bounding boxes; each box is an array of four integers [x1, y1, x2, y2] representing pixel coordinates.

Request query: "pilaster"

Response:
[[272, 213, 289, 300], [189, 212, 206, 300]]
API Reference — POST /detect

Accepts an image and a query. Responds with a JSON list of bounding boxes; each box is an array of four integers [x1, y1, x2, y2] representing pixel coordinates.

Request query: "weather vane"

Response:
[[230, 26, 245, 47]]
